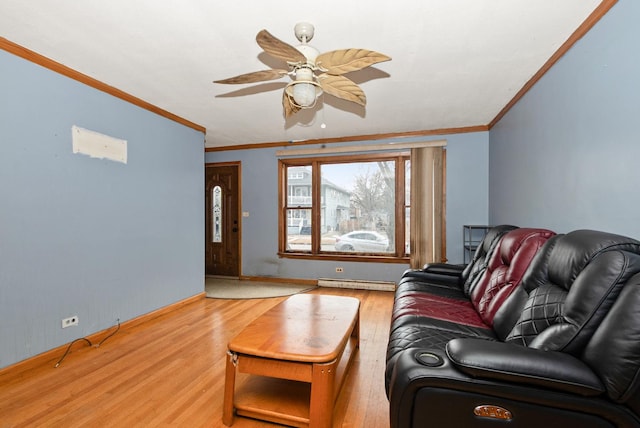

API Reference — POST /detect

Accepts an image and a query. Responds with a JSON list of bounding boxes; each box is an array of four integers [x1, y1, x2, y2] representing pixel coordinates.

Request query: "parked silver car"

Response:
[[334, 231, 390, 252]]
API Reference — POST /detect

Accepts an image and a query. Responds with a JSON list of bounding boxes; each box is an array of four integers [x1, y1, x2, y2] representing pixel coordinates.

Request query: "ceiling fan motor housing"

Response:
[[294, 44, 320, 66]]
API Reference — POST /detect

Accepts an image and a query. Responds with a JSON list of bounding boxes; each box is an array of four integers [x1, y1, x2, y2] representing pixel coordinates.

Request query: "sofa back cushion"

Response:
[[469, 228, 555, 327], [504, 230, 640, 356], [461, 225, 518, 295]]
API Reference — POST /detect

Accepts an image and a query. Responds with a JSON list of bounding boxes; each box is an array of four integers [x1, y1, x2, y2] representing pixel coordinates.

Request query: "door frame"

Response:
[[205, 161, 242, 277]]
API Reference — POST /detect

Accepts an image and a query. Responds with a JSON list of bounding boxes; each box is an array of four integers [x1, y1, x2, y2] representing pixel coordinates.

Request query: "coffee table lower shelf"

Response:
[[235, 376, 311, 427]]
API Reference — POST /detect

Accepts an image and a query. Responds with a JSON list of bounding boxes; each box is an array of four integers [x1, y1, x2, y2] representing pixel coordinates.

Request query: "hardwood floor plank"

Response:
[[0, 287, 394, 427]]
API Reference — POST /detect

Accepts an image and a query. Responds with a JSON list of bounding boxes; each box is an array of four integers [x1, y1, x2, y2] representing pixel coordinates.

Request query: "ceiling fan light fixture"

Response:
[[285, 67, 322, 108], [291, 82, 317, 107]]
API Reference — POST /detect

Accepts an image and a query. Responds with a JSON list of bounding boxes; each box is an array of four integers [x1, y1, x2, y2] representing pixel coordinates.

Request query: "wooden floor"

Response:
[[0, 287, 394, 427]]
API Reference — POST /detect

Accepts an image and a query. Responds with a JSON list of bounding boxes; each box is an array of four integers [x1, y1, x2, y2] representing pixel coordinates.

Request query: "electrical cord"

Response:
[[95, 318, 120, 348], [54, 338, 92, 368], [54, 318, 120, 368]]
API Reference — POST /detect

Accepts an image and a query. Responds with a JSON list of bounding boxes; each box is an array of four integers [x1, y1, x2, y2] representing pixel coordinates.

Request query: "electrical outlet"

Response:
[[336, 267, 344, 273], [61, 316, 79, 328]]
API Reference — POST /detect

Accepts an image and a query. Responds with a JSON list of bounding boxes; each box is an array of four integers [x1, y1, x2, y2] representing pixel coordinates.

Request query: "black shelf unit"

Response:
[[463, 225, 491, 264]]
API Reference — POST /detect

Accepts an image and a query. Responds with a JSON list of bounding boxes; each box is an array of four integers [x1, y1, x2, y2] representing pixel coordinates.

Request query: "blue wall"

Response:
[[489, 0, 640, 237], [206, 131, 489, 280], [0, 51, 204, 368]]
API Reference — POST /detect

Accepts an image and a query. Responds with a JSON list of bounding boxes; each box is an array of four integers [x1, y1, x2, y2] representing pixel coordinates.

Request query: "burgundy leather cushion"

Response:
[[392, 293, 488, 328], [469, 228, 556, 326]]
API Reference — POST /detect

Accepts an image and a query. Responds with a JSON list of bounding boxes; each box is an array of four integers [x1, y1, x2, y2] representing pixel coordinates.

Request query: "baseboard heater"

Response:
[[317, 278, 396, 292]]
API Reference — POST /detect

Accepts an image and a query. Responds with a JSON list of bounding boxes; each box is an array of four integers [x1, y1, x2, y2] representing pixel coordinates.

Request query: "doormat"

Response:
[[205, 278, 317, 299]]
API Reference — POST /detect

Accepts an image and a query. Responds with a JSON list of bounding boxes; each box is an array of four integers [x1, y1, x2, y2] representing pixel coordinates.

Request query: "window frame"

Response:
[[278, 152, 410, 262]]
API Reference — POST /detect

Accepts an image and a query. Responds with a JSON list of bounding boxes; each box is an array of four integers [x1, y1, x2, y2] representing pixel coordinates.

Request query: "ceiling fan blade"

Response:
[[316, 49, 391, 75], [257, 30, 307, 64], [318, 74, 366, 106], [282, 92, 301, 118], [214, 69, 288, 84]]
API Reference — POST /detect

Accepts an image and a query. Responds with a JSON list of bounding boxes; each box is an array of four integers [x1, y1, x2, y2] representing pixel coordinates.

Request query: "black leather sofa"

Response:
[[386, 227, 640, 427]]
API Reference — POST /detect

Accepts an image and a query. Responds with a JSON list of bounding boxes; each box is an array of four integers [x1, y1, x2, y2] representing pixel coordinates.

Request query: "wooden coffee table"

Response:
[[222, 293, 360, 428]]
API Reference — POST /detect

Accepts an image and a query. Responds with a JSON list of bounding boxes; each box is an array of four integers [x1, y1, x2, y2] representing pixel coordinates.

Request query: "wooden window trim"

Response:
[[278, 152, 411, 262]]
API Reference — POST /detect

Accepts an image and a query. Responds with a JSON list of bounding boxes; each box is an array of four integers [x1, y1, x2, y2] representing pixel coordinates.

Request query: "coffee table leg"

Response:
[[222, 351, 237, 426], [309, 360, 337, 428]]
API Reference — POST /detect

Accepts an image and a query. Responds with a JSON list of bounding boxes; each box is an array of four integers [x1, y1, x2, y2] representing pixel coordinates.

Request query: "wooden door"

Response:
[[205, 163, 240, 277]]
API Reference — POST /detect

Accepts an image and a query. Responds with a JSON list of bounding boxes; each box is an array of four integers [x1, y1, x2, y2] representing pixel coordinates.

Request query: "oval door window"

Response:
[[213, 185, 222, 243]]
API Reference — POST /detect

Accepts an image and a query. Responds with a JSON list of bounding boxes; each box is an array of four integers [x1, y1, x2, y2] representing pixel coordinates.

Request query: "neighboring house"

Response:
[[286, 167, 312, 233], [287, 166, 351, 234], [322, 179, 351, 234]]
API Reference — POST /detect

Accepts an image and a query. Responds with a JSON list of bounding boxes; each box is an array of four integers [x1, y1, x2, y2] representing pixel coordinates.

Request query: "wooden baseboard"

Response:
[[118, 292, 205, 331], [0, 292, 205, 377]]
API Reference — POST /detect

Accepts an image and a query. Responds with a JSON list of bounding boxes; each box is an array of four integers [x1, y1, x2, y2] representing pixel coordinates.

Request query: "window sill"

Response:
[[278, 252, 410, 264]]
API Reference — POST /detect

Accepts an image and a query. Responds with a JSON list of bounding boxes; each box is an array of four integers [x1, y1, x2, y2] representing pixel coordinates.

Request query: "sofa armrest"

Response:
[[446, 338, 604, 396], [401, 267, 463, 286], [421, 262, 466, 276]]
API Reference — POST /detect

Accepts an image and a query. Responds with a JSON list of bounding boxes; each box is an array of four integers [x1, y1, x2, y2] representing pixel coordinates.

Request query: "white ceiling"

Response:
[[0, 0, 605, 148]]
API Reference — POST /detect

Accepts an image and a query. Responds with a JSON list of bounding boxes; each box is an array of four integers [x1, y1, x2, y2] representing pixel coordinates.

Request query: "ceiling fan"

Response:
[[214, 22, 391, 118]]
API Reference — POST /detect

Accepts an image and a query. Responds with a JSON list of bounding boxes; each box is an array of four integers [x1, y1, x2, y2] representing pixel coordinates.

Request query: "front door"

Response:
[[205, 163, 240, 277]]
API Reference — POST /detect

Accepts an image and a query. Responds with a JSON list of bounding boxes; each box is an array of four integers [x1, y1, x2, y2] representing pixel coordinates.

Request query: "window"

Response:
[[279, 153, 412, 258]]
